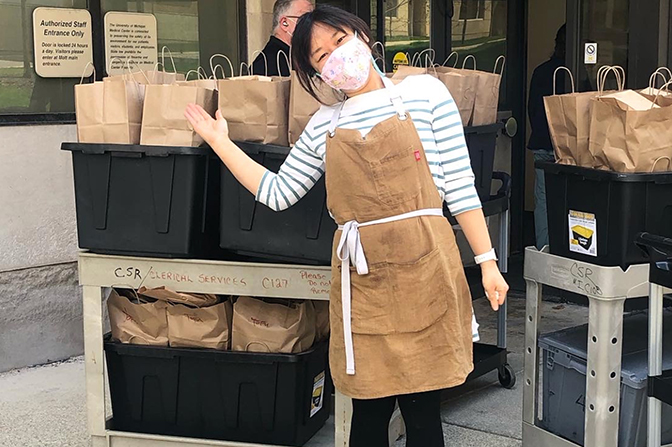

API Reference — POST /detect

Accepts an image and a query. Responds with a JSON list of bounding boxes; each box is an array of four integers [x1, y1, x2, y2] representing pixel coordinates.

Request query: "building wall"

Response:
[[0, 124, 83, 372]]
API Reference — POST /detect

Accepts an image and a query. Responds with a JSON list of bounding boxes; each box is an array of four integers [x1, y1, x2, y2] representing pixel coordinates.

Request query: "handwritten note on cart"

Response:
[[109, 262, 331, 299]]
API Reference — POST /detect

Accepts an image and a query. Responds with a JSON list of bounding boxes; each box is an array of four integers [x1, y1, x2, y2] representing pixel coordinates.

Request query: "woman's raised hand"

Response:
[[184, 104, 229, 147]]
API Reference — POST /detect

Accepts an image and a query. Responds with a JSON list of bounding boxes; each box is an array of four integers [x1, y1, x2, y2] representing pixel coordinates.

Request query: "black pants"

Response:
[[349, 390, 444, 447]]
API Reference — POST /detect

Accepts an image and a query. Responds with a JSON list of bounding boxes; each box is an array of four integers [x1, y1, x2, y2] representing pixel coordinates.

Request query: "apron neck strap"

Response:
[[328, 75, 407, 137]]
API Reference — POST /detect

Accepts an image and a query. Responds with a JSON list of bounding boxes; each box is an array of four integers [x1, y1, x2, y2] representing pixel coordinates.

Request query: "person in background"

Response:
[[251, 0, 314, 76], [527, 24, 566, 249]]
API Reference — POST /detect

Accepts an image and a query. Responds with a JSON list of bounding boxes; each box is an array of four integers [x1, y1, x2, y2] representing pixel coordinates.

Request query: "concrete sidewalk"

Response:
[[0, 294, 589, 447]]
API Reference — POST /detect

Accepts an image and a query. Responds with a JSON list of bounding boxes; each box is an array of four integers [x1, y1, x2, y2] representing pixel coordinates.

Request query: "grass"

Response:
[[0, 83, 32, 110]]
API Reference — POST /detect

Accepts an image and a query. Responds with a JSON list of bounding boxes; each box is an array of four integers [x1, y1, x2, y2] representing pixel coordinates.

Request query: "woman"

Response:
[[185, 5, 509, 446]]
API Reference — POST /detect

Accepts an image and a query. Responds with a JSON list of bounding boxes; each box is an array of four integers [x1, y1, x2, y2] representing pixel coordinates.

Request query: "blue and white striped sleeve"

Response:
[[429, 79, 482, 216], [254, 128, 325, 212]]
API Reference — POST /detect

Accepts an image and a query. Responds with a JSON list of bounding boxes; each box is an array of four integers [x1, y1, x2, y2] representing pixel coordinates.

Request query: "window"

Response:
[[0, 0, 87, 115], [459, 0, 486, 20], [0, 0, 243, 120], [385, 0, 399, 18]]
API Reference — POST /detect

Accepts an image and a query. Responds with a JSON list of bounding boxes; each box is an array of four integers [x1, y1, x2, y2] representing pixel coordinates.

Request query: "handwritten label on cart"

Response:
[[299, 270, 332, 296], [112, 266, 247, 286], [108, 263, 331, 297], [570, 263, 603, 296]]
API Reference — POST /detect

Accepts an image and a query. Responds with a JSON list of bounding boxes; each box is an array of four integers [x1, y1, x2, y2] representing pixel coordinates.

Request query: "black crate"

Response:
[[62, 143, 223, 259], [220, 142, 337, 265], [539, 162, 672, 269], [464, 123, 502, 202], [104, 338, 331, 446]]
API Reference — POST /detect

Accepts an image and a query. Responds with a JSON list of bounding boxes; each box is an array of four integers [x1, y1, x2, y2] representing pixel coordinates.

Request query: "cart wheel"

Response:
[[498, 364, 516, 389]]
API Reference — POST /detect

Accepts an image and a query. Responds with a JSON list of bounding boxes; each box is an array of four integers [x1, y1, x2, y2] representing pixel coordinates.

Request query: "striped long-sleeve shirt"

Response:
[[255, 74, 483, 216]]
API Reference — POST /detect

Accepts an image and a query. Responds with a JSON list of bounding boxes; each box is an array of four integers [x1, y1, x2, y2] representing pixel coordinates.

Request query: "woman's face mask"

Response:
[[318, 33, 372, 92]]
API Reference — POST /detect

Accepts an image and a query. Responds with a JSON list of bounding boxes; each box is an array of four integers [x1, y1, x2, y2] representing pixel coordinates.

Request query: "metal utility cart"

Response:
[[449, 170, 515, 389], [79, 253, 356, 447], [639, 233, 672, 447], [523, 246, 655, 447]]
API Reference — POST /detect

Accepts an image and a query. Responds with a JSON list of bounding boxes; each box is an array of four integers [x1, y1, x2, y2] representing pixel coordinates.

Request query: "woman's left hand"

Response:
[[481, 261, 509, 311]]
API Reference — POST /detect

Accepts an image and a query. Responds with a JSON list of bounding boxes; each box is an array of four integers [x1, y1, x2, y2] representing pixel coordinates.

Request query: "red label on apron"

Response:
[[414, 150, 421, 161]]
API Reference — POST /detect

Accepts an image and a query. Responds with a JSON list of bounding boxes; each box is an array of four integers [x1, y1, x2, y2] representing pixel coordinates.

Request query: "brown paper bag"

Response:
[[75, 74, 145, 144], [105, 58, 185, 85], [587, 65, 672, 172], [140, 82, 216, 146], [543, 66, 603, 167], [390, 65, 437, 81], [589, 97, 672, 172], [107, 289, 168, 346], [232, 296, 316, 353], [137, 286, 219, 308], [468, 55, 505, 126], [314, 301, 330, 341], [288, 71, 340, 145], [167, 300, 233, 350], [218, 75, 291, 146], [434, 66, 476, 126]]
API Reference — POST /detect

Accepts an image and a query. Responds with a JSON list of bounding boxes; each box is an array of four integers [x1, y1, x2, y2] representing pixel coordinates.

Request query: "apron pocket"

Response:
[[369, 146, 422, 207], [348, 247, 449, 335]]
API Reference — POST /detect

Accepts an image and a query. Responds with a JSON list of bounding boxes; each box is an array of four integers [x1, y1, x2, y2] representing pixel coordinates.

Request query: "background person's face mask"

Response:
[[318, 33, 372, 92]]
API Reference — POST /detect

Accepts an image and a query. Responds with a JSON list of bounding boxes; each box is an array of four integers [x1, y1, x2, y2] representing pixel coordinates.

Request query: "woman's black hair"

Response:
[[291, 4, 374, 104]]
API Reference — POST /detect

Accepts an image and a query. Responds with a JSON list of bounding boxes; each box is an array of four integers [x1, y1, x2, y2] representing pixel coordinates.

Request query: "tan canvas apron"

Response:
[[326, 87, 475, 399]]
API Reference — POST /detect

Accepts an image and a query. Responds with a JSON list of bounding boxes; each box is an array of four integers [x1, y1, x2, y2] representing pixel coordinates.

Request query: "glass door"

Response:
[[370, 0, 432, 71], [566, 0, 629, 91]]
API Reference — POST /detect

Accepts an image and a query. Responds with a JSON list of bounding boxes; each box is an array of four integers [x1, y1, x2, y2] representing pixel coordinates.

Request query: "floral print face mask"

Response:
[[318, 32, 372, 92]]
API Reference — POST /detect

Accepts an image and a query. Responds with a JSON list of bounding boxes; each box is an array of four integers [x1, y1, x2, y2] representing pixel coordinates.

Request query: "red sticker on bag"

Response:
[[414, 150, 421, 161]]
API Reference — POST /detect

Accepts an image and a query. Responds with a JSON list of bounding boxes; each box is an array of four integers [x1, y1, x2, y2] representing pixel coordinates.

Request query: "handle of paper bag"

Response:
[[245, 342, 272, 352], [252, 50, 268, 77], [372, 41, 386, 62], [462, 55, 476, 70], [161, 46, 178, 74], [651, 156, 672, 172], [552, 66, 575, 95], [442, 51, 459, 68], [651, 80, 672, 108], [426, 61, 438, 77], [598, 65, 625, 95], [125, 60, 152, 84], [79, 62, 96, 84], [185, 69, 203, 81], [416, 49, 435, 68], [239, 62, 252, 77], [210, 54, 235, 80], [650, 67, 672, 89], [277, 50, 291, 75], [106, 57, 125, 76], [374, 56, 386, 73], [493, 55, 506, 75], [110, 285, 148, 304]]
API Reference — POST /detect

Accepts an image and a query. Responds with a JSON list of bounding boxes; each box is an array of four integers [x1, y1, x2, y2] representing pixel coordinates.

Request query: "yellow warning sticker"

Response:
[[311, 371, 326, 417], [568, 210, 597, 256], [392, 52, 409, 73]]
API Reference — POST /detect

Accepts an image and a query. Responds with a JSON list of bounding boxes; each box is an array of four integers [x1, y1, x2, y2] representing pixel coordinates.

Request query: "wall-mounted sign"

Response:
[[585, 43, 598, 65], [104, 12, 158, 75], [32, 7, 93, 78]]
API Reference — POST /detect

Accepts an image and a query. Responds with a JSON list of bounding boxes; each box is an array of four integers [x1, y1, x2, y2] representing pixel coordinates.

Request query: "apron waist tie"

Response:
[[336, 208, 445, 375]]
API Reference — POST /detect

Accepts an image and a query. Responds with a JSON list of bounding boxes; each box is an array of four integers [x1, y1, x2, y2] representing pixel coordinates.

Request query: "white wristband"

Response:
[[474, 248, 498, 265]]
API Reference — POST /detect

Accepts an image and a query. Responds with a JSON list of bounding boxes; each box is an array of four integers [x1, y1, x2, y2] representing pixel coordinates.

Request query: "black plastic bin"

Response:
[[464, 123, 503, 202], [538, 162, 672, 269], [62, 143, 222, 259], [104, 338, 332, 446], [220, 142, 337, 265]]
